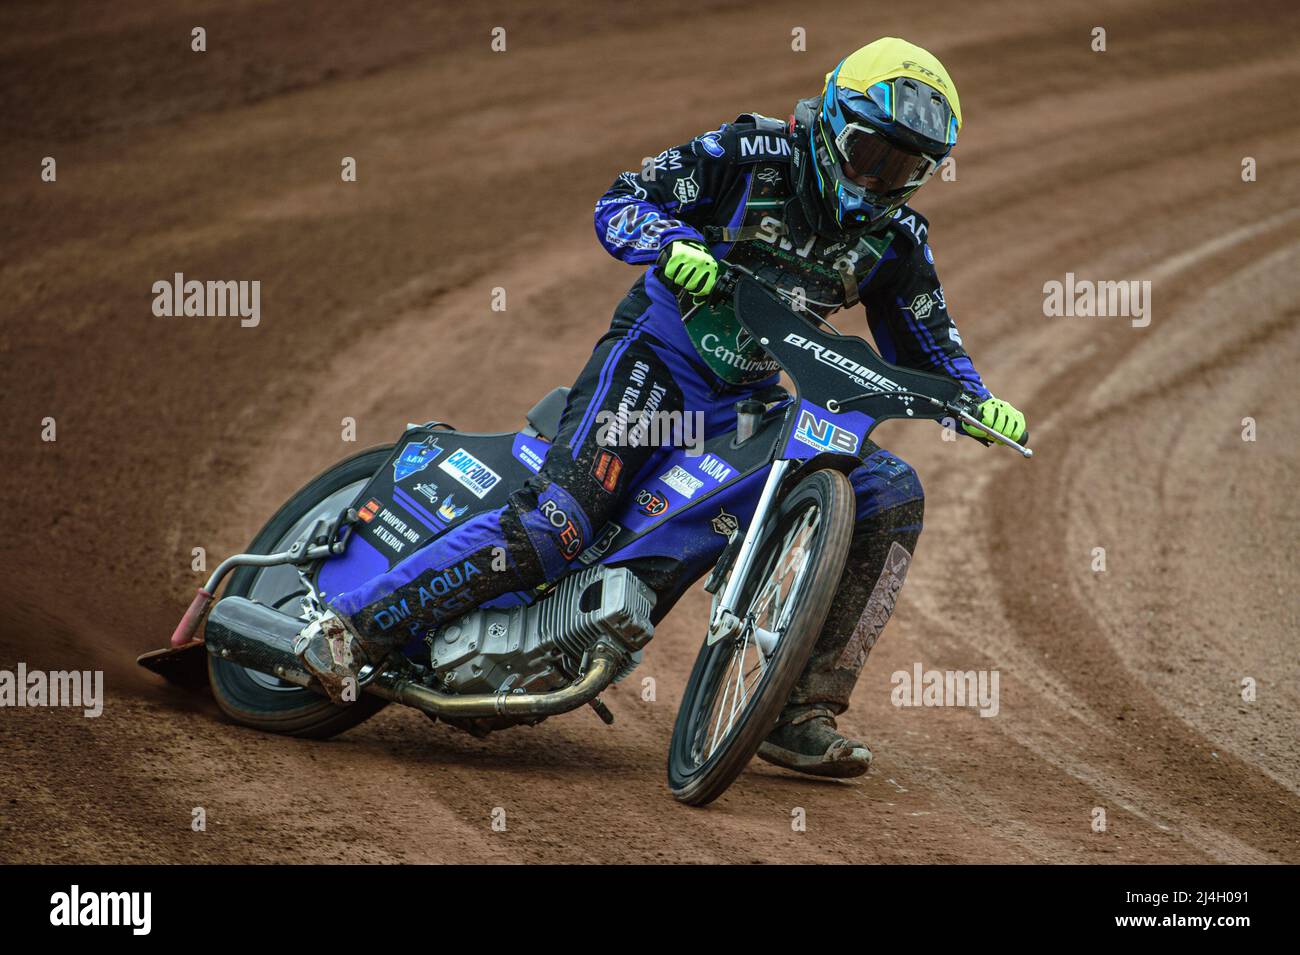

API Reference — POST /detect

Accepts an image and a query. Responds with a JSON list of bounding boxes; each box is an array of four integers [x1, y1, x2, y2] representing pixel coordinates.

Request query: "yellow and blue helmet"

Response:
[[793, 38, 962, 236]]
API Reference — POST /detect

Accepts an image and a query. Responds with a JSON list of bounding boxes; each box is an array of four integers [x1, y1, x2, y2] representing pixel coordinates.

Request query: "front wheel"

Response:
[[207, 446, 393, 739], [668, 468, 855, 805]]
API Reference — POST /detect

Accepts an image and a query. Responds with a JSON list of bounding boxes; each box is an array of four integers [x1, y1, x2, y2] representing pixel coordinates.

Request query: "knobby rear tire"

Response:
[[207, 446, 393, 739]]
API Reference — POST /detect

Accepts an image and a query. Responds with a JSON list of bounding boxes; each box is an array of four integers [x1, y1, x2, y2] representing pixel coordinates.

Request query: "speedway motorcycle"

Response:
[[139, 266, 1031, 806]]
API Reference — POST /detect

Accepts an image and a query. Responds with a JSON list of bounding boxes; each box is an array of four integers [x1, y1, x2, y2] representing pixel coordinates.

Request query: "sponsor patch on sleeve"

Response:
[[591, 449, 623, 494], [695, 131, 726, 158]]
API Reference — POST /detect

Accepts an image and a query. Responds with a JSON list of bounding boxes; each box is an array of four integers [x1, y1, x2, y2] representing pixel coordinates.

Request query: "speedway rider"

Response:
[[297, 38, 1028, 778]]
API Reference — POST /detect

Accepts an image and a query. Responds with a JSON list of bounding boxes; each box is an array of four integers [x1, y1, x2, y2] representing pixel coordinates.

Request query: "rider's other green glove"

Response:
[[962, 395, 1027, 443], [657, 240, 719, 297]]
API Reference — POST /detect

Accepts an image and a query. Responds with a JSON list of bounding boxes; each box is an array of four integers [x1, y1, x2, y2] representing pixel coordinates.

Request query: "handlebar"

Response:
[[832, 387, 1032, 458], [706, 261, 747, 306], [681, 262, 1033, 458], [949, 407, 1033, 458]]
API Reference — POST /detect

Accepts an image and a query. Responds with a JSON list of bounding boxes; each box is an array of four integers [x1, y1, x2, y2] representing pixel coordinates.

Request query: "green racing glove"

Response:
[[962, 395, 1027, 443], [657, 239, 719, 297]]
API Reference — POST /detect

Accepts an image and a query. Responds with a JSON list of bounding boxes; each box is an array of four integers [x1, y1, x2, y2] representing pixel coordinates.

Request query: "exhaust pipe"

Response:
[[366, 648, 620, 719], [204, 596, 317, 687], [204, 597, 622, 719]]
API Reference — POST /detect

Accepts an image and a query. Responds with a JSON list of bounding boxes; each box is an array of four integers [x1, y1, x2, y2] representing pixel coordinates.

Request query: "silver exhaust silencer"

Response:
[[203, 597, 623, 720]]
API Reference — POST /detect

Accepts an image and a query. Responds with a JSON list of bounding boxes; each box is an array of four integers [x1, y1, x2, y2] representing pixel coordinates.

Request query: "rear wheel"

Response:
[[668, 468, 854, 805], [207, 446, 392, 739]]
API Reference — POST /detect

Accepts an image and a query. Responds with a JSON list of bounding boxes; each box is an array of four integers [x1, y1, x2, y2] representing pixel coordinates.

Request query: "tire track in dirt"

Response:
[[3, 0, 1297, 863], [978, 213, 1300, 862]]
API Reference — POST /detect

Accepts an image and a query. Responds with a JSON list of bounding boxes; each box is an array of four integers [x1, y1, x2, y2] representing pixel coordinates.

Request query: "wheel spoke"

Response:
[[708, 639, 742, 758], [691, 501, 823, 768], [724, 629, 751, 739]]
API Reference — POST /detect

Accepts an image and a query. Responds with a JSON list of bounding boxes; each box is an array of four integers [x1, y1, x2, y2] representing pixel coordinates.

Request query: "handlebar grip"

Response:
[[705, 265, 739, 307], [964, 424, 1029, 450]]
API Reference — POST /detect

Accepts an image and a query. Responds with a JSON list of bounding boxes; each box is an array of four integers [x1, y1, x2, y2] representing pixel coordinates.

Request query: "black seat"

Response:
[[524, 386, 570, 442]]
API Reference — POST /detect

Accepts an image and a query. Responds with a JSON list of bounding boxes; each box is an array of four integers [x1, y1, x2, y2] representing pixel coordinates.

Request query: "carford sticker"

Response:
[[438, 448, 502, 499]]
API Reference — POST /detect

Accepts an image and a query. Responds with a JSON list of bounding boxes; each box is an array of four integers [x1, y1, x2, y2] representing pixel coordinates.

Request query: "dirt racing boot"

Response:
[[293, 610, 367, 704], [766, 451, 924, 777], [757, 704, 873, 778]]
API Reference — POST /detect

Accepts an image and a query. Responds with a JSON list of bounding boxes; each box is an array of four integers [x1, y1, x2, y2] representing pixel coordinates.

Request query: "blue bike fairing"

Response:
[[326, 320, 761, 639], [329, 505, 516, 621]]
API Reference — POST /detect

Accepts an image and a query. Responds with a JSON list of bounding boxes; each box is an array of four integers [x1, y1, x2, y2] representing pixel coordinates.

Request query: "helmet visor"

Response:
[[833, 122, 937, 196]]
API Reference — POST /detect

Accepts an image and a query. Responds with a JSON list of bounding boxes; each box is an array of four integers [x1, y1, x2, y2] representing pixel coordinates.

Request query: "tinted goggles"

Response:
[[832, 123, 938, 195]]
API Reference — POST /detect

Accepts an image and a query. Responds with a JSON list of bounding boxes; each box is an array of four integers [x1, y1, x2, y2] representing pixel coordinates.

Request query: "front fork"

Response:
[[707, 458, 791, 647]]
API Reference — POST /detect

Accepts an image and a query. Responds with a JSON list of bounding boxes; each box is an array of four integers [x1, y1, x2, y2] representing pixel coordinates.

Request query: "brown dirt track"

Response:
[[1, 0, 1297, 864]]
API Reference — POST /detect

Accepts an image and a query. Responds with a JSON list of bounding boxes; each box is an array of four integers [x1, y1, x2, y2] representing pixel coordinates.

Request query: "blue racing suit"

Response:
[[331, 111, 990, 712]]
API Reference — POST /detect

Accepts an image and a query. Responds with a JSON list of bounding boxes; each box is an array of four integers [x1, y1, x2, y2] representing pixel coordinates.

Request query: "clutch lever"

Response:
[[945, 401, 1033, 458]]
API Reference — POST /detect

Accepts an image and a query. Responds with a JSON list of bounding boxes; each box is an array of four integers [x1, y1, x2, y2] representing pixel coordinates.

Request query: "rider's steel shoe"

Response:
[[757, 704, 873, 778], [293, 610, 364, 704]]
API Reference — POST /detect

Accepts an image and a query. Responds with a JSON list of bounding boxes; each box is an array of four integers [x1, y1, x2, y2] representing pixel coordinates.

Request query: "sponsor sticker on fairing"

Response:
[[517, 443, 545, 473], [371, 507, 422, 554], [659, 464, 704, 499], [437, 495, 468, 521], [782, 333, 902, 393], [793, 409, 861, 454], [393, 438, 443, 481], [710, 509, 739, 538], [697, 453, 733, 484], [438, 448, 501, 499], [635, 489, 669, 516]]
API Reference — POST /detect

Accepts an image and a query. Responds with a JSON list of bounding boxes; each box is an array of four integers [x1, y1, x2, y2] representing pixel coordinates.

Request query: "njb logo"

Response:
[[794, 409, 860, 454]]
